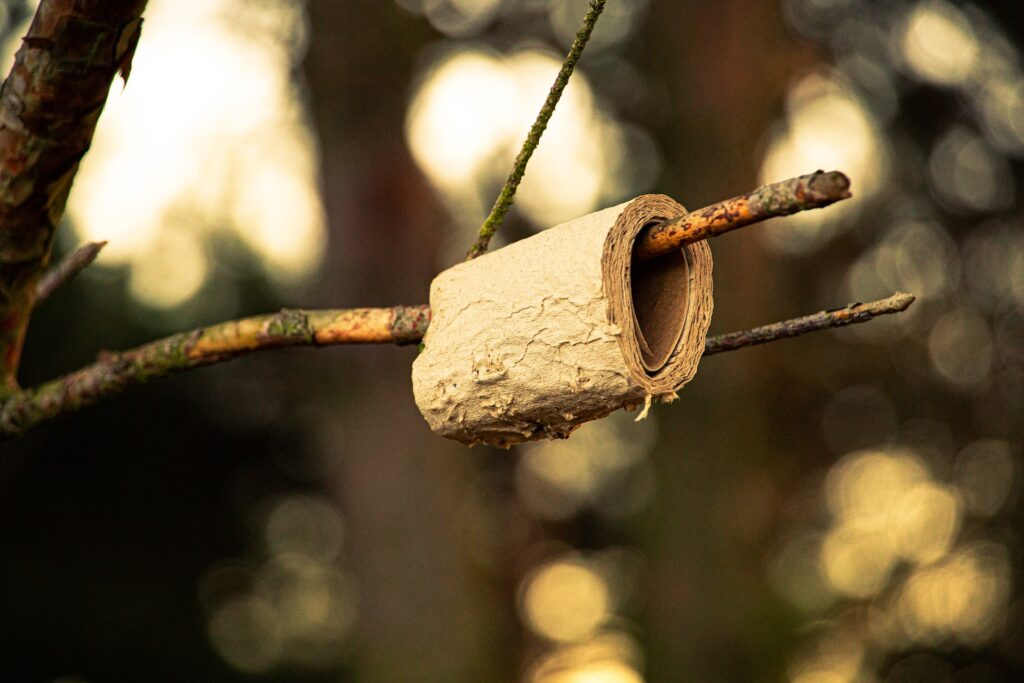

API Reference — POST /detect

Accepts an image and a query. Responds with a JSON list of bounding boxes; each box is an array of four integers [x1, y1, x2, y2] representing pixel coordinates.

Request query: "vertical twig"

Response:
[[465, 0, 607, 260]]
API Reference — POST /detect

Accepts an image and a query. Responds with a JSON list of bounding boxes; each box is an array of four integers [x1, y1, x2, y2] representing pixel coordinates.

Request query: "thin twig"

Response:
[[465, 0, 606, 260], [0, 294, 914, 439], [634, 170, 852, 262], [0, 306, 430, 437], [35, 241, 108, 303], [703, 293, 915, 355]]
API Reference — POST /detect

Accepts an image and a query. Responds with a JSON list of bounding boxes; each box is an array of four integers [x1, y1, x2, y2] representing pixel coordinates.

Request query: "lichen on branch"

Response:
[[633, 170, 852, 262], [0, 305, 431, 437]]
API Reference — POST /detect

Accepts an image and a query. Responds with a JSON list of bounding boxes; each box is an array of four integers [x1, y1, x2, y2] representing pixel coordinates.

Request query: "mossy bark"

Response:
[[0, 305, 430, 437]]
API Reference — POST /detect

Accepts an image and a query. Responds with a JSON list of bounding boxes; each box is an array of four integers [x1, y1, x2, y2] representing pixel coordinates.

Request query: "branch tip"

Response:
[[634, 169, 854, 262], [807, 169, 851, 199], [703, 292, 916, 356], [35, 240, 109, 303]]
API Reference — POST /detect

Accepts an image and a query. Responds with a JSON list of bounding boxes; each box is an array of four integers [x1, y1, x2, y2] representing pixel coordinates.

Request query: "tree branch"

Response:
[[702, 292, 915, 355], [0, 169, 876, 438], [465, 0, 606, 260], [0, 295, 914, 439], [0, 2, 910, 445], [0, 0, 147, 393], [634, 170, 851, 262], [34, 240, 106, 303], [0, 306, 430, 437]]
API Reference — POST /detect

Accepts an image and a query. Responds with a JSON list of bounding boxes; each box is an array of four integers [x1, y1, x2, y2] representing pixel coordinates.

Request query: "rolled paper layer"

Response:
[[412, 194, 714, 447]]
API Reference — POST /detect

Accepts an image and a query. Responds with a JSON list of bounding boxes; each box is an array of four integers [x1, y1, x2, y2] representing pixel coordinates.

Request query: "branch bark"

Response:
[[0, 305, 431, 437], [0, 295, 913, 439], [35, 240, 106, 302], [702, 292, 915, 355], [0, 0, 147, 393], [634, 170, 851, 262]]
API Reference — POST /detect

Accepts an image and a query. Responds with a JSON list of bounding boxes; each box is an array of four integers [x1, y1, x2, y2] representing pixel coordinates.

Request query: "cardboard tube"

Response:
[[412, 194, 713, 447]]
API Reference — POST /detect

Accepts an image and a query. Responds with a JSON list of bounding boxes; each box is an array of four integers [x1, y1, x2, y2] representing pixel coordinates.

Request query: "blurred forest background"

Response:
[[1, 0, 1024, 680]]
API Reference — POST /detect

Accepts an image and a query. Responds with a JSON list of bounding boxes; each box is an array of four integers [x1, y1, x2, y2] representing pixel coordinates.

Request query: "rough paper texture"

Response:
[[412, 195, 714, 447]]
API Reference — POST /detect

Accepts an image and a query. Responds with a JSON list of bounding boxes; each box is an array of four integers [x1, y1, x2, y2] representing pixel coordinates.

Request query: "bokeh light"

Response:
[[819, 523, 897, 598], [64, 0, 326, 310], [769, 532, 836, 613], [845, 220, 960, 305], [406, 48, 519, 194], [927, 306, 994, 389], [519, 551, 646, 683], [548, 0, 649, 53], [977, 75, 1024, 156], [516, 410, 656, 521], [928, 125, 1014, 214], [896, 542, 1011, 646], [953, 439, 1018, 517], [396, 0, 505, 38], [898, 1, 979, 87], [126, 228, 209, 309], [202, 493, 355, 673], [819, 450, 963, 597], [208, 594, 285, 674], [759, 71, 886, 255], [962, 220, 1024, 311], [774, 426, 1020, 680], [527, 630, 644, 683], [824, 449, 929, 525], [787, 627, 865, 683], [405, 45, 657, 254], [520, 557, 612, 643], [265, 493, 346, 563]]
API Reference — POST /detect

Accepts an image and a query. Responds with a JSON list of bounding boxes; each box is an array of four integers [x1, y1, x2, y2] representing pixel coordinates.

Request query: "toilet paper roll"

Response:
[[412, 194, 713, 447]]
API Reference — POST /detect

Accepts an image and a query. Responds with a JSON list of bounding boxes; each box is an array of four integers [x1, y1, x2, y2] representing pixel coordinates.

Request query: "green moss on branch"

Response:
[[465, 0, 606, 260]]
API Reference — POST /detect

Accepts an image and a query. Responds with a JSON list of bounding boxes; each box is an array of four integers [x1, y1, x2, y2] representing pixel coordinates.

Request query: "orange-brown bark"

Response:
[[0, 305, 431, 437], [633, 170, 851, 262]]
